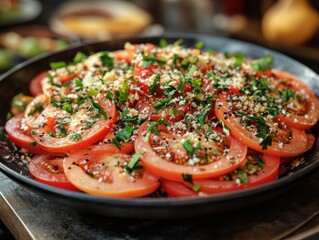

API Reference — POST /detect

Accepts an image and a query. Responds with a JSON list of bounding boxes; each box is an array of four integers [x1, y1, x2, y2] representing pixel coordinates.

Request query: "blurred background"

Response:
[[0, 0, 319, 73], [0, 0, 319, 237]]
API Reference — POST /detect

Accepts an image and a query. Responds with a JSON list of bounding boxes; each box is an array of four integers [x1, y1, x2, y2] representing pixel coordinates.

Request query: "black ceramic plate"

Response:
[[1, 34, 319, 219]]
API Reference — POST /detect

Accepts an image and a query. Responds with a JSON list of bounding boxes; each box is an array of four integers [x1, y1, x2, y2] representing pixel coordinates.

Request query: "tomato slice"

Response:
[[196, 153, 280, 193], [135, 121, 248, 182], [272, 70, 319, 130], [137, 96, 189, 122], [63, 152, 160, 197], [24, 94, 47, 129], [10, 94, 33, 116], [30, 71, 46, 97], [280, 133, 315, 164], [32, 96, 117, 153], [161, 178, 197, 197], [29, 155, 78, 191], [215, 93, 307, 157], [134, 63, 162, 95], [83, 131, 134, 154], [5, 115, 50, 154]]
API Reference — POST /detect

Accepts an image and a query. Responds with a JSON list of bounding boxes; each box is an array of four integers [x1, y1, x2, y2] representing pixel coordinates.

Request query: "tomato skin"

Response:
[[29, 155, 78, 191], [215, 93, 307, 157], [280, 133, 315, 164], [30, 71, 46, 97], [10, 94, 33, 116], [135, 121, 248, 182], [272, 70, 319, 130], [33, 97, 117, 153], [24, 94, 47, 129], [5, 115, 51, 154], [196, 154, 280, 193], [63, 152, 160, 197], [161, 179, 197, 197]]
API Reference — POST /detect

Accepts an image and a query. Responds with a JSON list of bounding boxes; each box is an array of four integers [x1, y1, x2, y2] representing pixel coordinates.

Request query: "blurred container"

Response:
[[49, 0, 153, 40]]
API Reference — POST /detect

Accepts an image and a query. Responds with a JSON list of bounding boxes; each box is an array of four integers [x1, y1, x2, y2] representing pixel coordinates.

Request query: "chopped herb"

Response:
[[159, 38, 168, 48], [195, 41, 204, 50], [169, 107, 179, 118], [141, 55, 166, 68], [148, 73, 161, 95], [251, 55, 273, 71], [50, 61, 67, 70], [69, 133, 82, 141], [29, 141, 37, 147], [153, 98, 172, 110], [112, 125, 134, 148], [172, 54, 178, 69], [279, 89, 295, 101], [11, 93, 28, 111], [75, 79, 83, 89], [100, 51, 113, 69], [73, 52, 87, 63], [219, 119, 230, 136], [89, 99, 107, 119], [126, 152, 144, 173], [106, 91, 114, 100], [28, 102, 44, 116], [182, 139, 194, 156], [186, 65, 197, 77], [234, 170, 248, 184], [148, 119, 171, 135], [196, 104, 211, 129], [88, 89, 99, 97], [192, 183, 200, 192], [116, 81, 130, 103], [177, 74, 185, 92], [174, 38, 183, 46], [122, 108, 139, 124], [182, 173, 193, 184], [62, 103, 73, 114]]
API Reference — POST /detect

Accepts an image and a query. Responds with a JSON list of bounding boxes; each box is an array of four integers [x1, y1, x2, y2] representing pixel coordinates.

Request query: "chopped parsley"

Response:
[[100, 51, 113, 69], [251, 54, 273, 71], [141, 55, 166, 68], [126, 152, 144, 173], [112, 125, 134, 148], [69, 133, 82, 141], [148, 73, 161, 95], [50, 61, 67, 70]]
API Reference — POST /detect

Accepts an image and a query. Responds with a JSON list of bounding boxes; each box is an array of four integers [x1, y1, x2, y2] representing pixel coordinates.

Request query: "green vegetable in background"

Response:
[[0, 49, 13, 70], [19, 37, 43, 58]]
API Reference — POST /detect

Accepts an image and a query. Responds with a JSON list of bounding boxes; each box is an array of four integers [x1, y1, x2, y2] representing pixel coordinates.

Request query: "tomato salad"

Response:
[[5, 40, 319, 198]]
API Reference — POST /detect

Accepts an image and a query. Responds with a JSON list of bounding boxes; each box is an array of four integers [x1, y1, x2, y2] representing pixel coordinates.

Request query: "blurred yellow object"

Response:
[[262, 0, 319, 45], [50, 0, 152, 40]]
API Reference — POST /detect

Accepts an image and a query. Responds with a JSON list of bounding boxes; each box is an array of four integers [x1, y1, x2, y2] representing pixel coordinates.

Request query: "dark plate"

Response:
[[1, 34, 319, 219]]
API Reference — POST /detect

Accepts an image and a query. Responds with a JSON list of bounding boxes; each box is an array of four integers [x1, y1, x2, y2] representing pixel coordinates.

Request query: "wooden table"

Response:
[[1, 168, 319, 240]]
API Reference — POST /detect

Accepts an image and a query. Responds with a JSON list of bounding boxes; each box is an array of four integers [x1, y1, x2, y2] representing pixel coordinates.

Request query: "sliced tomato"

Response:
[[5, 115, 50, 154], [32, 96, 117, 153], [10, 94, 33, 116], [272, 70, 319, 130], [63, 152, 160, 197], [24, 94, 47, 129], [134, 63, 163, 96], [196, 154, 280, 193], [30, 71, 46, 97], [29, 155, 78, 191], [83, 131, 134, 154], [135, 121, 247, 182], [280, 133, 315, 164], [161, 178, 197, 197], [215, 93, 307, 157], [137, 96, 189, 122]]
